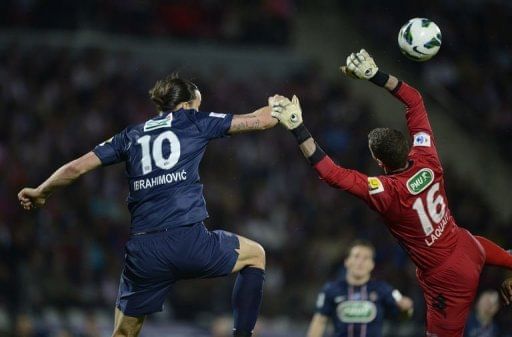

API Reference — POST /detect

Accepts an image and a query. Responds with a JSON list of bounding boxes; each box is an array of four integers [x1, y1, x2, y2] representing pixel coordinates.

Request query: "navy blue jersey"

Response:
[[315, 278, 401, 337], [93, 109, 233, 233], [464, 312, 498, 337]]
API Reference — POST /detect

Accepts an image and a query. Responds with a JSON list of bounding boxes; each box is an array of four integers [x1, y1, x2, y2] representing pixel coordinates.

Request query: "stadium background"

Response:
[[1, 0, 512, 336]]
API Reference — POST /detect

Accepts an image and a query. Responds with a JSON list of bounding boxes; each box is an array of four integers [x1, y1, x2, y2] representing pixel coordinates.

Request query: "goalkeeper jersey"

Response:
[[314, 82, 459, 272]]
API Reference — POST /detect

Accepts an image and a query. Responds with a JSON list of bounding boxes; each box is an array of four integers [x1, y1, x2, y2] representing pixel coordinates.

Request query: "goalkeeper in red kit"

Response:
[[269, 49, 512, 337]]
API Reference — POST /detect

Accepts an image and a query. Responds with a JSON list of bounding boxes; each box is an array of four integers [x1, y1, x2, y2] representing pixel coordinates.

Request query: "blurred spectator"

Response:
[[0, 1, 292, 45], [464, 290, 500, 337]]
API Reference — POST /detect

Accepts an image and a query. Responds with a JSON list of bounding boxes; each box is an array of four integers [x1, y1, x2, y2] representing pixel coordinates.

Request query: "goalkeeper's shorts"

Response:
[[416, 228, 485, 337]]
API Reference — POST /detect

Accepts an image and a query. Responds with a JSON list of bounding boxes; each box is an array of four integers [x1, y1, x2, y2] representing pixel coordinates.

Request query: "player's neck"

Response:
[[386, 161, 410, 174], [345, 273, 370, 286]]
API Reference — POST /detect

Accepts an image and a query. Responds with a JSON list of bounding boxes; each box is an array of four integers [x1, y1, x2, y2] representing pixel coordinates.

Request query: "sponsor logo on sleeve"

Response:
[[406, 168, 434, 195], [209, 112, 226, 118], [368, 177, 384, 195], [413, 132, 431, 147]]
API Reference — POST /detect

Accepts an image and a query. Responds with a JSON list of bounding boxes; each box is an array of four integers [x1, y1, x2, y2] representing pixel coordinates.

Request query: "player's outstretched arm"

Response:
[[271, 96, 371, 200], [306, 314, 328, 337], [341, 49, 438, 159], [228, 100, 279, 134], [18, 151, 101, 210], [269, 95, 323, 161]]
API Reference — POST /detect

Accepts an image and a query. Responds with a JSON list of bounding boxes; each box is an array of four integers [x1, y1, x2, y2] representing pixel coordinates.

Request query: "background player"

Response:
[[307, 240, 413, 337], [18, 74, 280, 337], [270, 50, 512, 337]]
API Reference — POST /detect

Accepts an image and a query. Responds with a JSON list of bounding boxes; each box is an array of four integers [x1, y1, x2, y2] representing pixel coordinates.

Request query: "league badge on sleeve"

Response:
[[413, 132, 431, 147], [209, 112, 226, 118], [368, 177, 384, 195]]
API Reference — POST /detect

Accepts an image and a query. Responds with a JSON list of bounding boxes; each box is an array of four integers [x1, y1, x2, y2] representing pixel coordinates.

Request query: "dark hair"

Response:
[[148, 73, 198, 112], [368, 128, 409, 171], [346, 240, 375, 259]]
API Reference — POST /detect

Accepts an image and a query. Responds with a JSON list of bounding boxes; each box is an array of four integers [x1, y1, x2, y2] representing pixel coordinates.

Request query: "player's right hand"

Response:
[[18, 187, 46, 210], [340, 49, 379, 80], [270, 95, 303, 130], [500, 277, 512, 305]]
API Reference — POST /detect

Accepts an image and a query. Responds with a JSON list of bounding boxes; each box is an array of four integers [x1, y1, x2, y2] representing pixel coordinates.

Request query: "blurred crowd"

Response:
[[1, 44, 511, 336], [344, 0, 512, 158], [1, 0, 293, 45]]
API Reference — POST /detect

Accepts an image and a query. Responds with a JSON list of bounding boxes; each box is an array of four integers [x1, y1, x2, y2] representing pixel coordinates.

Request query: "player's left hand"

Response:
[[500, 277, 512, 305], [397, 296, 414, 319], [18, 187, 46, 210], [270, 95, 303, 130], [341, 49, 379, 80]]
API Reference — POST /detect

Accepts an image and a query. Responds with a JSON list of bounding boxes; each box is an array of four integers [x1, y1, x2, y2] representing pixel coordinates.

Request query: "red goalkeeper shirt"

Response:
[[315, 82, 459, 271]]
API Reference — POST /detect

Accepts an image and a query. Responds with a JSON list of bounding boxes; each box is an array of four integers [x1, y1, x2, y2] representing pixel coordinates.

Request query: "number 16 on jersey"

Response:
[[412, 182, 446, 236]]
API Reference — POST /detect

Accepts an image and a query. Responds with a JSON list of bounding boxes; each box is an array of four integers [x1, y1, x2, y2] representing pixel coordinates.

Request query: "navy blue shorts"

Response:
[[116, 222, 240, 316]]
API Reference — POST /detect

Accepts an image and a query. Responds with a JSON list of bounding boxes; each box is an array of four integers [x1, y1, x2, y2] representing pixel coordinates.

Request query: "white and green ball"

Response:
[[398, 18, 442, 62]]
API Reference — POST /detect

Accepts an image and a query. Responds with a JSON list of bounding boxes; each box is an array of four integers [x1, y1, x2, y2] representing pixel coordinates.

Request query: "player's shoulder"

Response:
[[181, 108, 228, 120], [180, 108, 230, 126], [366, 174, 397, 198], [393, 160, 442, 196], [322, 279, 346, 294], [368, 279, 393, 292]]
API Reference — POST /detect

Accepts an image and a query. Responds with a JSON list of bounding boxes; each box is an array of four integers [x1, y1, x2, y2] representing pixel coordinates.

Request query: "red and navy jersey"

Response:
[[93, 109, 233, 233], [316, 278, 402, 337], [314, 82, 459, 271]]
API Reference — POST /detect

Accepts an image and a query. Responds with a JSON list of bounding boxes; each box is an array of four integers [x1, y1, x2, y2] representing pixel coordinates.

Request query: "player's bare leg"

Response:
[[229, 235, 266, 337], [111, 308, 145, 337], [232, 235, 266, 272]]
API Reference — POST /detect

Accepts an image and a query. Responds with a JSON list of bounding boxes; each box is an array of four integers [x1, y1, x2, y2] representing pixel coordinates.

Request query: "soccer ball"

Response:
[[398, 18, 442, 61]]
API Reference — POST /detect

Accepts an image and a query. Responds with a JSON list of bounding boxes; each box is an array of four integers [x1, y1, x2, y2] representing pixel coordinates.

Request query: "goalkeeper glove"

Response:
[[343, 49, 379, 80], [270, 95, 303, 130]]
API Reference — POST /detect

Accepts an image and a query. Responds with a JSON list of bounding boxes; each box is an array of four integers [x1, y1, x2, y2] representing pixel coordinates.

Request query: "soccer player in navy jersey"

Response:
[[18, 74, 280, 337], [271, 50, 512, 337], [307, 240, 413, 337]]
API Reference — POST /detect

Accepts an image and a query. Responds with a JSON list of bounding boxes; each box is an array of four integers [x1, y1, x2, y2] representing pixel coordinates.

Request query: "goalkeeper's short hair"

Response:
[[368, 128, 409, 171]]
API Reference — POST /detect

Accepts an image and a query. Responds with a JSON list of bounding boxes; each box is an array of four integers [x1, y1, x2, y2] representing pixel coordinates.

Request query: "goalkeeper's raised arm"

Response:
[[341, 49, 440, 161], [269, 95, 374, 205]]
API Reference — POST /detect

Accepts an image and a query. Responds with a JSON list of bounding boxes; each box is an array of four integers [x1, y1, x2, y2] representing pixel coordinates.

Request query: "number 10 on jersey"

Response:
[[137, 131, 181, 175], [412, 183, 446, 236]]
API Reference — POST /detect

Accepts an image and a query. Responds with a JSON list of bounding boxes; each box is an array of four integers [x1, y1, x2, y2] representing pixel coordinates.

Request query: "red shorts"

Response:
[[416, 229, 485, 337]]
